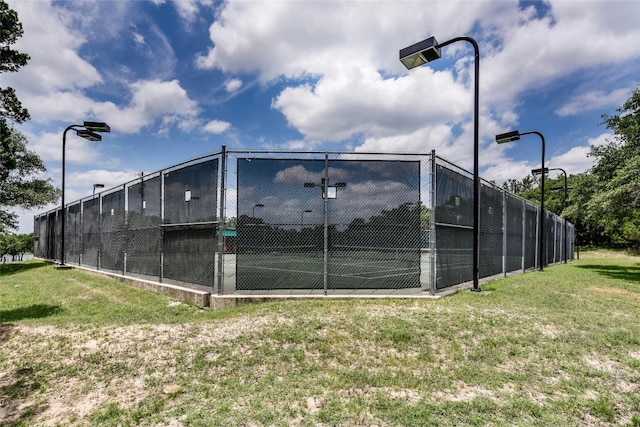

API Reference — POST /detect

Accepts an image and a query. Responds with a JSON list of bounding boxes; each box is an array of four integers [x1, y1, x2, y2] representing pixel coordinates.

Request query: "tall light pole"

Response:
[[496, 130, 546, 271], [548, 167, 568, 263], [59, 121, 110, 268], [400, 35, 481, 291]]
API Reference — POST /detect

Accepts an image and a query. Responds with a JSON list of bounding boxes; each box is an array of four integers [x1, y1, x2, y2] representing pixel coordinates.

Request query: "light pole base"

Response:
[[55, 265, 73, 270]]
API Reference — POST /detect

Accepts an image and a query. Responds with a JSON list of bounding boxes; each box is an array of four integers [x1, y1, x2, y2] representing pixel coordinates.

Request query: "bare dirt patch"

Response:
[[0, 315, 281, 426]]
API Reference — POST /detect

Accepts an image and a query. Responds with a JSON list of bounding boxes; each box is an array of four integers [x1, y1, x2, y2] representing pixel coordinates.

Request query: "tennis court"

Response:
[[236, 244, 422, 290]]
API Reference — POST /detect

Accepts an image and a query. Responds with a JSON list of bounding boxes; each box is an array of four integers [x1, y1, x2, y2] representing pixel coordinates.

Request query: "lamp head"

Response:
[[83, 121, 110, 133], [254, 203, 264, 208], [531, 167, 549, 176], [304, 183, 315, 188], [495, 130, 521, 144], [76, 129, 102, 142], [399, 36, 441, 69], [93, 184, 105, 189]]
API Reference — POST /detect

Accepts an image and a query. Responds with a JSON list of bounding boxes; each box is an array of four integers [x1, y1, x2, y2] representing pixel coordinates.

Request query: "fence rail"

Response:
[[34, 147, 574, 295]]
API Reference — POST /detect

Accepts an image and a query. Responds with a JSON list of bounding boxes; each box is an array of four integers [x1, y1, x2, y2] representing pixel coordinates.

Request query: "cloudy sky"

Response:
[[4, 0, 640, 233]]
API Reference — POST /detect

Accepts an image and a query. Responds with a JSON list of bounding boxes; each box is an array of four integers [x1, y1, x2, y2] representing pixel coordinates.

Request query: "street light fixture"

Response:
[[400, 34, 481, 291], [531, 167, 549, 176], [59, 121, 110, 268], [496, 129, 546, 271], [92, 183, 105, 196]]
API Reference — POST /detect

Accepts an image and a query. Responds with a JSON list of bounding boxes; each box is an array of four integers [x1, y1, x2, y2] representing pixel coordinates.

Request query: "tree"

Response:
[[0, 121, 60, 233], [501, 175, 536, 195], [0, 1, 59, 233], [0, 1, 30, 124], [586, 87, 640, 246], [510, 88, 639, 247], [0, 232, 32, 260]]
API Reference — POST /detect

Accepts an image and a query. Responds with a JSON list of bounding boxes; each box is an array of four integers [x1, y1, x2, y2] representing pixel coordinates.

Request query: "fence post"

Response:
[[123, 183, 127, 276], [521, 199, 526, 273], [97, 194, 102, 270], [216, 145, 227, 295], [535, 207, 540, 270], [502, 191, 507, 277], [81, 200, 84, 265], [159, 171, 165, 283], [429, 150, 437, 294], [323, 153, 329, 296]]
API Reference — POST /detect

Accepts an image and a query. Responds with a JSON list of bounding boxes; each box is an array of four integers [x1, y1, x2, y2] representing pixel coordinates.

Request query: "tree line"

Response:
[[0, 232, 32, 261], [502, 87, 639, 248]]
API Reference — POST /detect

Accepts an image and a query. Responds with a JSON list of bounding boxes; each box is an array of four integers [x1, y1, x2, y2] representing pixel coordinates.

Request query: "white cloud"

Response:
[[68, 169, 143, 191], [483, 132, 614, 185], [203, 120, 231, 134], [225, 78, 243, 92], [95, 79, 200, 134], [195, 1, 502, 80], [356, 124, 453, 154], [7, 1, 103, 95], [133, 32, 145, 45], [28, 130, 101, 164], [4, 0, 191, 134], [482, 1, 640, 106], [546, 132, 612, 176], [170, 0, 215, 24], [555, 87, 632, 117], [272, 65, 469, 142], [483, 160, 535, 186], [193, 0, 639, 170]]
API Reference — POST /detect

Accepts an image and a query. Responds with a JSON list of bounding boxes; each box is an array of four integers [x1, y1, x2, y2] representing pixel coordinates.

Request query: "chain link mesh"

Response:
[[33, 149, 575, 295]]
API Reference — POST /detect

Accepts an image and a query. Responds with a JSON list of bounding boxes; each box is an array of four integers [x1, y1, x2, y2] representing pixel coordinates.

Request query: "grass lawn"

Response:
[[1, 250, 639, 426]]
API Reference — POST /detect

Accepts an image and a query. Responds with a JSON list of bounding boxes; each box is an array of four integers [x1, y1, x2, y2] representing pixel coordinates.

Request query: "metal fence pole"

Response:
[[521, 199, 526, 273], [323, 153, 329, 296], [123, 183, 127, 276], [216, 145, 227, 295], [97, 194, 102, 270], [159, 171, 165, 283], [429, 150, 437, 294], [502, 191, 506, 277], [535, 207, 540, 270]]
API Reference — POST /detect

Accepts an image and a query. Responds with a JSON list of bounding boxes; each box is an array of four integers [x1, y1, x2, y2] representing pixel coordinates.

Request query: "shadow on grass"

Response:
[[575, 264, 640, 283], [0, 365, 48, 426], [0, 304, 63, 323], [0, 261, 49, 277]]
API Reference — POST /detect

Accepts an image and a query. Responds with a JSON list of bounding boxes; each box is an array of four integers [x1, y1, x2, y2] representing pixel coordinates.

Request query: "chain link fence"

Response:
[[34, 147, 574, 295]]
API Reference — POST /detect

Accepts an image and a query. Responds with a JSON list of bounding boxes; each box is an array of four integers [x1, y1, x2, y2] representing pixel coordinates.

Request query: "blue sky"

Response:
[[4, 0, 640, 233]]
